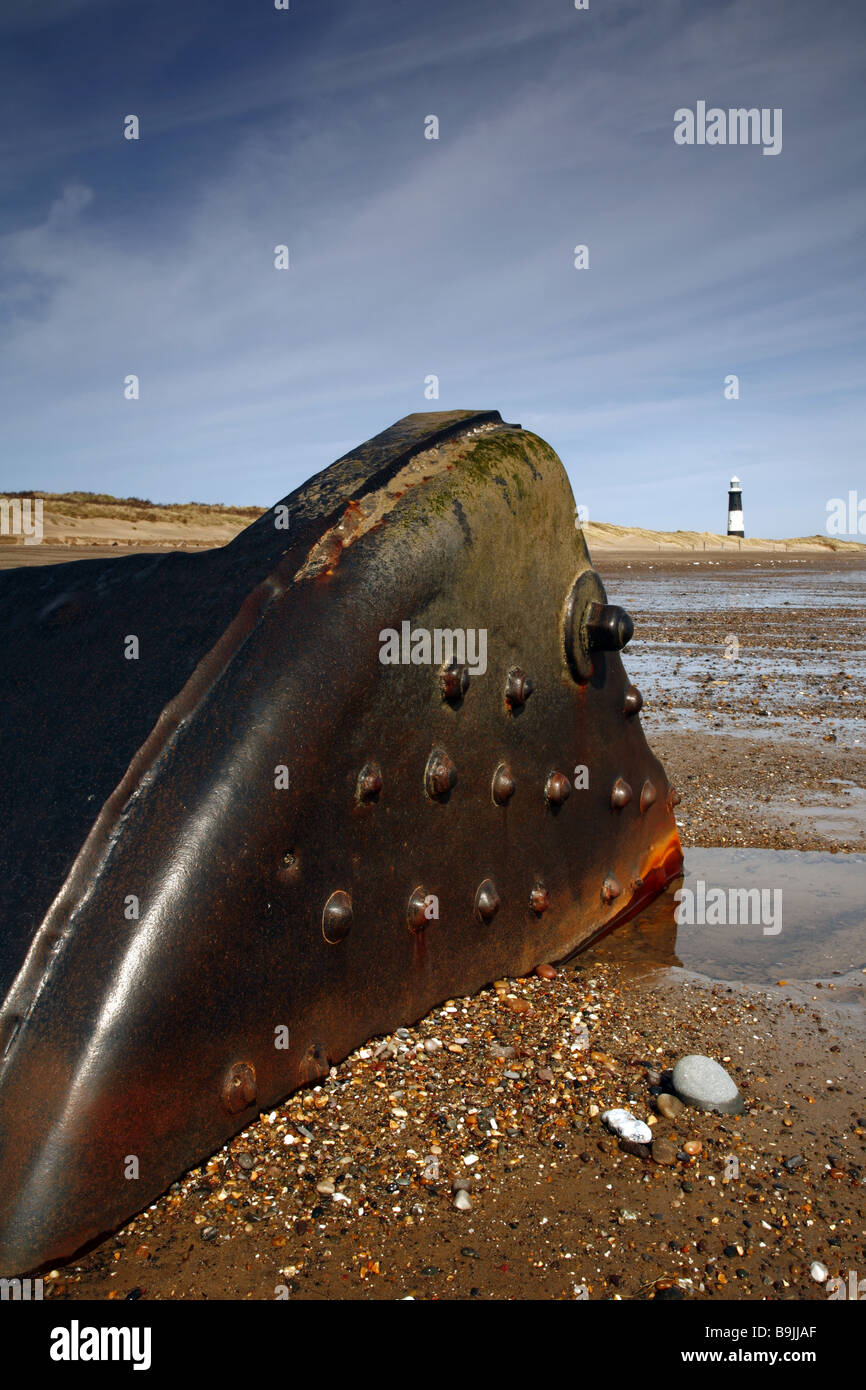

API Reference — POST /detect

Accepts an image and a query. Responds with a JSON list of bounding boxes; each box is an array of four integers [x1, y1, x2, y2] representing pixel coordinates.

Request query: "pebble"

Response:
[[783, 1155, 805, 1172], [602, 1109, 652, 1145], [535, 964, 556, 979], [201, 1226, 217, 1242], [810, 1261, 829, 1283], [683, 1139, 703, 1157], [671, 1054, 745, 1115], [619, 1138, 652, 1158], [506, 998, 532, 1015], [652, 1138, 678, 1166], [56, 942, 862, 1303], [656, 1093, 685, 1120]]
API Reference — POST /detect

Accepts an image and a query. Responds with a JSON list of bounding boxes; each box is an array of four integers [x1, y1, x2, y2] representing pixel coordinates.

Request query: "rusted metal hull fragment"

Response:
[[0, 410, 682, 1273]]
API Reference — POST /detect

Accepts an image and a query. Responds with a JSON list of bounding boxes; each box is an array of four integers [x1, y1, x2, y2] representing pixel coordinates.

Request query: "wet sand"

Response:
[[37, 550, 866, 1302]]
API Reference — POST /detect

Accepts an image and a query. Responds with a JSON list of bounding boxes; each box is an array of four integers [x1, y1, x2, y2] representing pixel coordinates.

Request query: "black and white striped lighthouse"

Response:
[[727, 476, 744, 537]]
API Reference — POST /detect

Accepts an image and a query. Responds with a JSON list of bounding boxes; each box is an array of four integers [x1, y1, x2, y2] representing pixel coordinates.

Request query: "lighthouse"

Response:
[[727, 476, 744, 537]]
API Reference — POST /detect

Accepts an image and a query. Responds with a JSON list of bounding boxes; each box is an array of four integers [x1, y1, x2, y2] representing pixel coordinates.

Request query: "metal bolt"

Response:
[[545, 772, 571, 806], [357, 761, 383, 802], [425, 747, 457, 799], [601, 875, 622, 903], [585, 602, 634, 652], [610, 777, 632, 809], [639, 779, 657, 812], [474, 878, 500, 923], [505, 667, 534, 708], [491, 763, 516, 805], [440, 662, 470, 702], [322, 889, 353, 943], [623, 685, 643, 716], [222, 1062, 256, 1115], [407, 886, 430, 933], [529, 882, 549, 914]]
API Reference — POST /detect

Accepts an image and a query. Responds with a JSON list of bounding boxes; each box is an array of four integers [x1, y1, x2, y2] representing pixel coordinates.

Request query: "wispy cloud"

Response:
[[1, 0, 864, 537]]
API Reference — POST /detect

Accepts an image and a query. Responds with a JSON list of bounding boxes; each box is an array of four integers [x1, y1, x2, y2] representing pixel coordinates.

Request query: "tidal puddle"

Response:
[[595, 562, 866, 745], [761, 786, 866, 839], [583, 848, 866, 996], [606, 564, 866, 615]]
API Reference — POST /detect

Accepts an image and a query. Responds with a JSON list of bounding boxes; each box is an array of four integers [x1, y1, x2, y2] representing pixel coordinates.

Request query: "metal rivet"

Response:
[[529, 882, 549, 914], [475, 878, 500, 923], [611, 777, 632, 809], [492, 763, 516, 805], [545, 772, 571, 806], [407, 886, 430, 933], [222, 1062, 256, 1115], [357, 761, 383, 802], [440, 662, 470, 702], [601, 875, 622, 903], [280, 850, 301, 884], [322, 889, 353, 943], [298, 1044, 329, 1087], [425, 747, 457, 799], [640, 779, 657, 812], [667, 785, 682, 810], [505, 666, 534, 709], [623, 686, 643, 716]]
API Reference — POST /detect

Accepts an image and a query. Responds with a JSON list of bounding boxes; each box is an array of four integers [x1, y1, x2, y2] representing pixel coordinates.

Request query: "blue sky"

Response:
[[1, 0, 864, 536]]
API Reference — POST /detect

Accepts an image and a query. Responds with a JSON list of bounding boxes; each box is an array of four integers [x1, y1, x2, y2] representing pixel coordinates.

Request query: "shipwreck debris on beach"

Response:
[[0, 409, 681, 1273]]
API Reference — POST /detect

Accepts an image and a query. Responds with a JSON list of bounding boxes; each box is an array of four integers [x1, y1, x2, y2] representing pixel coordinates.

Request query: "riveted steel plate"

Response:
[[0, 409, 681, 1272]]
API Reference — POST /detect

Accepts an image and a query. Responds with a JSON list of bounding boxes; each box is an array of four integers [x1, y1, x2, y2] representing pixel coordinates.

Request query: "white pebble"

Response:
[[602, 1109, 652, 1144]]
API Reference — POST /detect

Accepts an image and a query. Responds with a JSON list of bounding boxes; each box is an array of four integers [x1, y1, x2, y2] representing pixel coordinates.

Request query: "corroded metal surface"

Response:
[[0, 410, 682, 1273]]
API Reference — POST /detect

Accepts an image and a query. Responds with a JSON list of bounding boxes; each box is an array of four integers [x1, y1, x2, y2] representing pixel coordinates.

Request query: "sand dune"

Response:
[[0, 491, 863, 560], [582, 519, 863, 554]]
